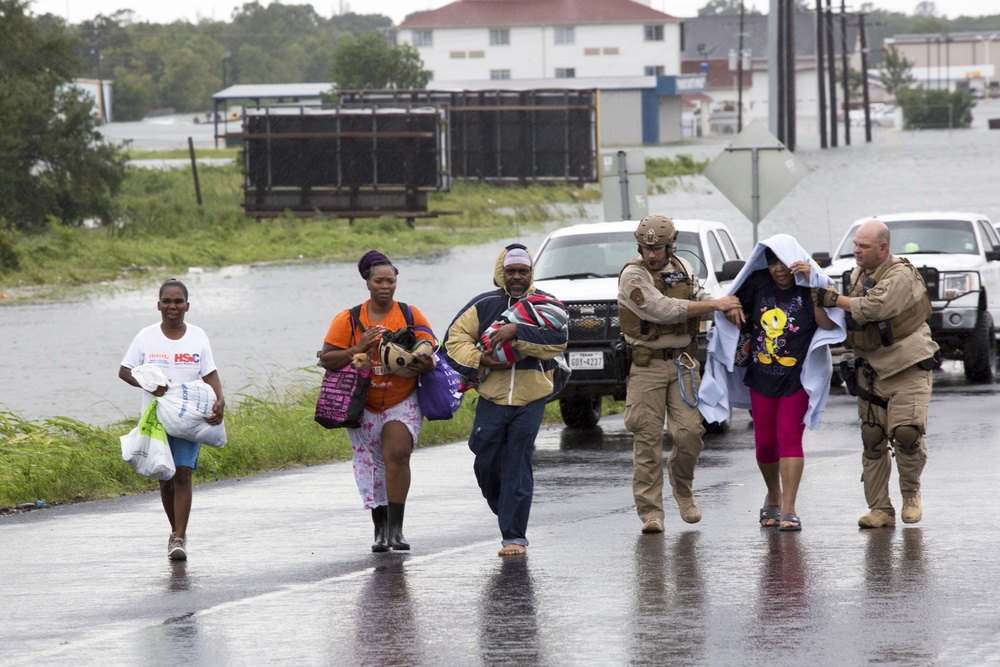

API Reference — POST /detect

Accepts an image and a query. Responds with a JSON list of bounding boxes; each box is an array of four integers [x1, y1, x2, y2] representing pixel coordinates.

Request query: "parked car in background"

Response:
[[532, 219, 745, 429], [819, 212, 1000, 383], [846, 103, 898, 128]]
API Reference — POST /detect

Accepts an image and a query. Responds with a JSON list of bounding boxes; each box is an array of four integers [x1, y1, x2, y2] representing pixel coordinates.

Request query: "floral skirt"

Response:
[[346, 392, 422, 509]]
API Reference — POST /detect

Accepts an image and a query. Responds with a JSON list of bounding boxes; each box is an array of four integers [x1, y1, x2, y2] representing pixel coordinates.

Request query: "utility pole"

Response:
[[784, 0, 796, 151], [776, 3, 786, 143], [826, 0, 838, 147], [840, 0, 851, 145], [738, 0, 746, 132], [816, 0, 828, 148], [859, 12, 872, 142], [91, 26, 106, 125]]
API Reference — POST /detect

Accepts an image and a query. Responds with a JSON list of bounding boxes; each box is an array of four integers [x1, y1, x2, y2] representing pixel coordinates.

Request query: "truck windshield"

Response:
[[835, 219, 979, 258], [534, 231, 707, 281]]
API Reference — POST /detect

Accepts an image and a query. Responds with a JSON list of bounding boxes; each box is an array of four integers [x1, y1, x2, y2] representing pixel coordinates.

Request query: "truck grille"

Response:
[[565, 301, 620, 342]]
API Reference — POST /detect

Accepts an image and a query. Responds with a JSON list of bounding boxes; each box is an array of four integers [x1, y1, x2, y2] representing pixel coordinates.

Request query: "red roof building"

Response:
[[397, 0, 682, 83]]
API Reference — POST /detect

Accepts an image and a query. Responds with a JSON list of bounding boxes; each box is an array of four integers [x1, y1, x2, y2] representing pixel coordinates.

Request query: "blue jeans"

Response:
[[468, 397, 547, 547]]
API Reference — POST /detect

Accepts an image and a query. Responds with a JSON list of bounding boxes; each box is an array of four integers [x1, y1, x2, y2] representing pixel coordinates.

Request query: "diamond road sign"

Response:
[[703, 120, 808, 228]]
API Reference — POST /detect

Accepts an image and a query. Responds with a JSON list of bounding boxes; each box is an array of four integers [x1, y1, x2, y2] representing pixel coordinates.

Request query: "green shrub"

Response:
[[897, 87, 976, 129]]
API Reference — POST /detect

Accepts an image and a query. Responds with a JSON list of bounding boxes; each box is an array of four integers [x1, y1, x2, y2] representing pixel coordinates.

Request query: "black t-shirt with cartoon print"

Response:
[[736, 269, 818, 398]]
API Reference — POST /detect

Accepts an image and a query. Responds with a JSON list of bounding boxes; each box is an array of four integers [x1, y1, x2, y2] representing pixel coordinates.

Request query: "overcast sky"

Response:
[[28, 0, 997, 26]]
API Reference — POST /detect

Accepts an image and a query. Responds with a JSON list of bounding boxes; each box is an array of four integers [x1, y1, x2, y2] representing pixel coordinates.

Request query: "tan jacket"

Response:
[[617, 256, 713, 350], [850, 256, 939, 379]]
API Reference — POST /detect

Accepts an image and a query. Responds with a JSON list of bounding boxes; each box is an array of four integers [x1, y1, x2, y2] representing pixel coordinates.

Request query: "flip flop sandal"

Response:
[[778, 513, 802, 532], [759, 505, 781, 527]]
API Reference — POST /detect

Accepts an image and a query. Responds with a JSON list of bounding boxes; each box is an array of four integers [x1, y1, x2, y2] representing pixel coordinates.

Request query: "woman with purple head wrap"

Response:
[[357, 249, 398, 280], [318, 249, 437, 553]]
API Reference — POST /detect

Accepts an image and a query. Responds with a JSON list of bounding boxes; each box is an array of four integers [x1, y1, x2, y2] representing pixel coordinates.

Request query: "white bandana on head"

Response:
[[503, 248, 532, 268]]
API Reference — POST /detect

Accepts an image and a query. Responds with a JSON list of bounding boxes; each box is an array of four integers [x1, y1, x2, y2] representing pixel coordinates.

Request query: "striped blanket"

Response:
[[480, 293, 569, 363]]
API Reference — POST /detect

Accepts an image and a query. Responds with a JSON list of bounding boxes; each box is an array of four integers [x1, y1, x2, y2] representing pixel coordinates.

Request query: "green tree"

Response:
[[837, 66, 864, 99], [159, 48, 219, 112], [110, 68, 154, 121], [878, 45, 916, 97], [0, 0, 126, 231], [697, 0, 761, 16], [897, 87, 975, 129], [329, 33, 431, 90]]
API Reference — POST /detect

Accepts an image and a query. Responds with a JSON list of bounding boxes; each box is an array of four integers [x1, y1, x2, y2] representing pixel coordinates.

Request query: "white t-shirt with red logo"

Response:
[[121, 323, 218, 412]]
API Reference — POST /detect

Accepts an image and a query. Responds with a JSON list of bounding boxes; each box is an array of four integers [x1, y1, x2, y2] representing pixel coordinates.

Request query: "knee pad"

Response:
[[893, 425, 922, 452], [861, 422, 887, 459]]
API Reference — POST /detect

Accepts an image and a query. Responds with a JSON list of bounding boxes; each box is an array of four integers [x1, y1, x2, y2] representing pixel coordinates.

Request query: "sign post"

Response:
[[601, 149, 648, 221], [703, 121, 808, 245]]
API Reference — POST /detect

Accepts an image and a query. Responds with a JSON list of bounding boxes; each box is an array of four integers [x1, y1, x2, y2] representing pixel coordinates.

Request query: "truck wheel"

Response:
[[559, 395, 602, 429], [963, 312, 997, 383]]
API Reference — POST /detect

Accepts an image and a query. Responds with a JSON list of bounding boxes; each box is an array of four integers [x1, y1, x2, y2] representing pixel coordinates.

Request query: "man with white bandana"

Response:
[[444, 244, 568, 556]]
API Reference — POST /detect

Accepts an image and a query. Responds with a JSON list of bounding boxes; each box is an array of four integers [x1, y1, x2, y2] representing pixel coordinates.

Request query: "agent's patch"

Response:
[[630, 288, 645, 306]]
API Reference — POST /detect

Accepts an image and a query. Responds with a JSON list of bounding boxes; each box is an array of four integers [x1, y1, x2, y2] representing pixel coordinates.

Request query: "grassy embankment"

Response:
[[0, 154, 706, 510]]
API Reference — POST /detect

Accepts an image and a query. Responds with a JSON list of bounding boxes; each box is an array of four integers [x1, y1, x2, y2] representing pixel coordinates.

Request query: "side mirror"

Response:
[[716, 259, 745, 282], [986, 249, 1000, 263], [812, 251, 832, 268]]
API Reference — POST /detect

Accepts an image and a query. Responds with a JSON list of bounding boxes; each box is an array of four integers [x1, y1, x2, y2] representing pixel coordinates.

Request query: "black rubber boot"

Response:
[[371, 505, 389, 553], [387, 502, 410, 551]]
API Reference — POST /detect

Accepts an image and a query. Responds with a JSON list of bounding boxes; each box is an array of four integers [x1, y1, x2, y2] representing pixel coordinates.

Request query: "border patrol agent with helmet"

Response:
[[813, 219, 939, 528], [618, 215, 741, 534]]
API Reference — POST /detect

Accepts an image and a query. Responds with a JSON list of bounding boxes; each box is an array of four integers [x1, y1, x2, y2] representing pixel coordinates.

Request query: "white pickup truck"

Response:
[[818, 212, 1000, 383], [532, 219, 745, 428]]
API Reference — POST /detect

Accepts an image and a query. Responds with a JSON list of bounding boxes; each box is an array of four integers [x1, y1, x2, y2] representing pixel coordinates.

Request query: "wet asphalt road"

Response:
[[3, 363, 1000, 666]]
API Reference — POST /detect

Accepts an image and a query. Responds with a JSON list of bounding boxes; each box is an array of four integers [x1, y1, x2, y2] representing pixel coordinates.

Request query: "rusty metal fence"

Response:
[[238, 89, 597, 221], [338, 89, 598, 184], [239, 105, 448, 220]]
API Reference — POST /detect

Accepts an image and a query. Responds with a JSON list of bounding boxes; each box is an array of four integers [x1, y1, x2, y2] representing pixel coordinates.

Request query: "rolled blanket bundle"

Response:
[[480, 293, 569, 363]]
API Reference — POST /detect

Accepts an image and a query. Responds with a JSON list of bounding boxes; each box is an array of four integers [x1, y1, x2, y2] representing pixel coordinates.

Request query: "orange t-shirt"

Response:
[[324, 301, 436, 413]]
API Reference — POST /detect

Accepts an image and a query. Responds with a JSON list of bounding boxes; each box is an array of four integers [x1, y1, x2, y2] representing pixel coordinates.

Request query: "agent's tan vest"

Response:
[[619, 257, 700, 341], [844, 257, 932, 351]]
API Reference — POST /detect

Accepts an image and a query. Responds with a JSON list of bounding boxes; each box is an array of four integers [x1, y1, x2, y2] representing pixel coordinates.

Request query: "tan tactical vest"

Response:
[[844, 257, 932, 351], [619, 257, 700, 341]]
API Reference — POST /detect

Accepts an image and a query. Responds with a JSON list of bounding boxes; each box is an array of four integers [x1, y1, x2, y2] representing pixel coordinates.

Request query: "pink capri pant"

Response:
[[749, 388, 808, 464]]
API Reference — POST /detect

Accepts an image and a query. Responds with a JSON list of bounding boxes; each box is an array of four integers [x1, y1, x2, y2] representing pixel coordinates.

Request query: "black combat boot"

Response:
[[371, 505, 389, 553], [387, 501, 410, 551]]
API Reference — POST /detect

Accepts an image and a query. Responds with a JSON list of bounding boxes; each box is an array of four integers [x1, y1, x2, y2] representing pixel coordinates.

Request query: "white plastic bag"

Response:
[[120, 399, 176, 480], [130, 364, 168, 393], [156, 380, 227, 448]]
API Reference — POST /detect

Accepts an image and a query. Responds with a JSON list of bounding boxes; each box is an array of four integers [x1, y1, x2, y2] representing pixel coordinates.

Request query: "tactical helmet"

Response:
[[378, 328, 434, 376], [634, 215, 676, 249]]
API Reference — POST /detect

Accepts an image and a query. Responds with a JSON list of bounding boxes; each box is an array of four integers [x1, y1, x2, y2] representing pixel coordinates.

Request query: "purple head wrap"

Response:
[[358, 249, 398, 280]]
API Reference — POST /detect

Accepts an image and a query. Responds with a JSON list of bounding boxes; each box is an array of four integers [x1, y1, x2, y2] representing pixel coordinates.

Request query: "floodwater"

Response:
[[2, 105, 999, 424]]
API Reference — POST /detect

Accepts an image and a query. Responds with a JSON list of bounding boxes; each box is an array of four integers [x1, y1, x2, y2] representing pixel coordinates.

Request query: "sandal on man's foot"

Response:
[[778, 513, 802, 532], [759, 505, 781, 527]]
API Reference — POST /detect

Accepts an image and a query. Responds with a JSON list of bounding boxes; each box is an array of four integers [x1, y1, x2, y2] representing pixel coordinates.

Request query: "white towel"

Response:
[[698, 233, 847, 430]]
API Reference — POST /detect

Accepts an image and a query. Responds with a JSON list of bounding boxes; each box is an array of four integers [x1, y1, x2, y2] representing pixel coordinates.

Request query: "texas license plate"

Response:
[[568, 351, 604, 370]]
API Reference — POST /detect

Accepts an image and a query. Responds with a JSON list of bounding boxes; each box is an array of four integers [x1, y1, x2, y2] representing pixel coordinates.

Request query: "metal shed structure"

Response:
[[211, 83, 332, 149], [337, 88, 598, 183], [239, 105, 449, 221]]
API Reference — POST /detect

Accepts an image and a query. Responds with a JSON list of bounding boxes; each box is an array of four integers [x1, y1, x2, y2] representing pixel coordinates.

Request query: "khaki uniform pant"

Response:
[[857, 363, 931, 515], [623, 357, 705, 522]]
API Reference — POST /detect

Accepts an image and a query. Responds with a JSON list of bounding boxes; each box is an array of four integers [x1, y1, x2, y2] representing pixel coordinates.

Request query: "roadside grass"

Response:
[[0, 151, 695, 508], [0, 374, 576, 510], [127, 148, 241, 161], [646, 154, 710, 195], [0, 163, 600, 301]]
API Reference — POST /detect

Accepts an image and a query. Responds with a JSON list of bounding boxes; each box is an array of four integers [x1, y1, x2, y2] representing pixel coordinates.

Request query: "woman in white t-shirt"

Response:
[[119, 278, 225, 561]]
